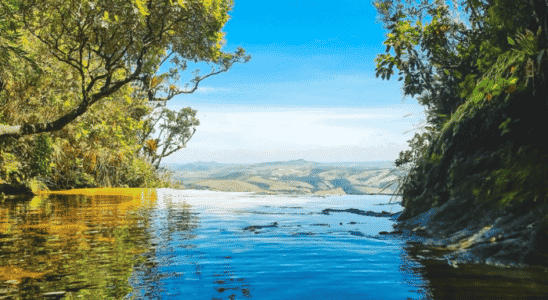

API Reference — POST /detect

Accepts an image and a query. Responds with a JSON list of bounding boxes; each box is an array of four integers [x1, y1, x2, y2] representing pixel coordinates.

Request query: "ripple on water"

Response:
[[127, 190, 424, 300], [3, 189, 548, 299]]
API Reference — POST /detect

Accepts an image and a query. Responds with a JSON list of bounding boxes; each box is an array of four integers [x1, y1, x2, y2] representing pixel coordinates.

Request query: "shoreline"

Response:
[[393, 198, 548, 269]]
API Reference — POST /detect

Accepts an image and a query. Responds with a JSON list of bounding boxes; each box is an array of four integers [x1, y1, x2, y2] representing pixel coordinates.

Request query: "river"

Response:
[[1, 188, 547, 299]]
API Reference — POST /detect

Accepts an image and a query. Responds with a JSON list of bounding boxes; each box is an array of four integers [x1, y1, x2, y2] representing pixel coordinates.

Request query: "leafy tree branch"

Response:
[[0, 0, 249, 138]]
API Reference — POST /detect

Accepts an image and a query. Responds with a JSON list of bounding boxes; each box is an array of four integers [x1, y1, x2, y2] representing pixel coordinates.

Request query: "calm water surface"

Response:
[[1, 188, 548, 299]]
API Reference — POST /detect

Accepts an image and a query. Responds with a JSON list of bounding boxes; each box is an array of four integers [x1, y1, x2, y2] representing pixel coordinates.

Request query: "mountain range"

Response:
[[163, 159, 402, 195]]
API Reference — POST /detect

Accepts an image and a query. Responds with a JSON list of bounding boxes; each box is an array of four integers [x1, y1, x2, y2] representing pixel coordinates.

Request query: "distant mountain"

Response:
[[163, 161, 246, 172], [320, 161, 395, 169], [163, 160, 402, 196], [163, 160, 393, 170]]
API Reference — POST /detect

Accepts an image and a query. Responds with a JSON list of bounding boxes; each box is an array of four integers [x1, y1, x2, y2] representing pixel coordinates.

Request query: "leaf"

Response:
[[470, 91, 485, 104], [477, 79, 489, 89], [203, 0, 213, 8], [134, 0, 149, 16], [508, 77, 518, 85], [507, 36, 515, 45]]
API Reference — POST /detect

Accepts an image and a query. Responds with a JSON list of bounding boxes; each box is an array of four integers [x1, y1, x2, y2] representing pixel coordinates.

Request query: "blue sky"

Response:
[[163, 0, 425, 164]]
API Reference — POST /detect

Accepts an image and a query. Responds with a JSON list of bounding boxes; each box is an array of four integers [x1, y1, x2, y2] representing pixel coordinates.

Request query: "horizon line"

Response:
[[161, 159, 395, 165]]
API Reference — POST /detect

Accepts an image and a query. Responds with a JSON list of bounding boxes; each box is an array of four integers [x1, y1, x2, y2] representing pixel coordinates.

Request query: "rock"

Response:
[[379, 230, 403, 235], [320, 208, 398, 218], [242, 222, 278, 231], [349, 231, 365, 237], [396, 202, 548, 268]]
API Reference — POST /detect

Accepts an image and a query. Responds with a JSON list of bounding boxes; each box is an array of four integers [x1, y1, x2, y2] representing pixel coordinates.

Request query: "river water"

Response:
[[1, 188, 548, 299]]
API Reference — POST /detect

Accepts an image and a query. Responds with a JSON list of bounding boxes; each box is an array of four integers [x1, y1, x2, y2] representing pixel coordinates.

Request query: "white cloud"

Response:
[[167, 144, 406, 164], [162, 106, 425, 163]]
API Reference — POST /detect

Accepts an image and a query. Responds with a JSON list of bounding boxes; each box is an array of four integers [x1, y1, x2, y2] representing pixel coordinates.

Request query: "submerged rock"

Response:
[[292, 232, 315, 236], [242, 222, 278, 231], [379, 230, 403, 235], [320, 208, 398, 218]]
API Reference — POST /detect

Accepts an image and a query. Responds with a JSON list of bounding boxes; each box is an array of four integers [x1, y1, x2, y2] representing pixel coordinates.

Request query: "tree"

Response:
[[140, 105, 199, 169], [0, 0, 249, 138], [374, 0, 548, 167], [1, 0, 250, 189], [374, 0, 476, 126], [0, 0, 40, 94], [375, 0, 548, 216]]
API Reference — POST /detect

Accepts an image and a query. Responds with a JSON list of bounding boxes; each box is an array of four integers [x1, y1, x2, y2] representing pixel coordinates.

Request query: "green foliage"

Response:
[[0, 151, 19, 180], [395, 131, 432, 167], [376, 0, 548, 216], [0, 0, 247, 191], [478, 147, 548, 209], [374, 0, 546, 131], [0, 0, 248, 138], [30, 134, 52, 177], [139, 106, 200, 169], [429, 152, 443, 166]]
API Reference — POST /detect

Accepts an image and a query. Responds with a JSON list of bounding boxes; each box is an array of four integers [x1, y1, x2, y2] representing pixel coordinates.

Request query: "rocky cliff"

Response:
[[395, 79, 548, 267]]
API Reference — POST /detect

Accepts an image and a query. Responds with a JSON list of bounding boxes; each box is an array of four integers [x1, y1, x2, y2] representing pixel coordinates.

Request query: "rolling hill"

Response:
[[163, 160, 403, 195]]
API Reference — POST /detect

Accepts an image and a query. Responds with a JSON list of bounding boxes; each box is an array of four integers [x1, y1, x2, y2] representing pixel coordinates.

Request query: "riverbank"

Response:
[[394, 196, 548, 268], [4, 181, 545, 269]]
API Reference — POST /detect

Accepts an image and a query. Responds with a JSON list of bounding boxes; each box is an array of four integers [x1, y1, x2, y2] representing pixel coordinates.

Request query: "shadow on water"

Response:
[[402, 242, 548, 300]]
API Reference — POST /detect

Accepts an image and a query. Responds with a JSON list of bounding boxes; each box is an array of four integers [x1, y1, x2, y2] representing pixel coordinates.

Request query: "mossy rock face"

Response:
[[400, 84, 548, 221]]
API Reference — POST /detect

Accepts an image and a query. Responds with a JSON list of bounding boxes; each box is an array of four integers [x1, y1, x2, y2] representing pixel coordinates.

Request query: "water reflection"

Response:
[[129, 198, 253, 300], [129, 191, 420, 300], [129, 199, 200, 299], [3, 189, 548, 299], [403, 242, 548, 299], [130, 190, 548, 300], [0, 188, 156, 299]]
